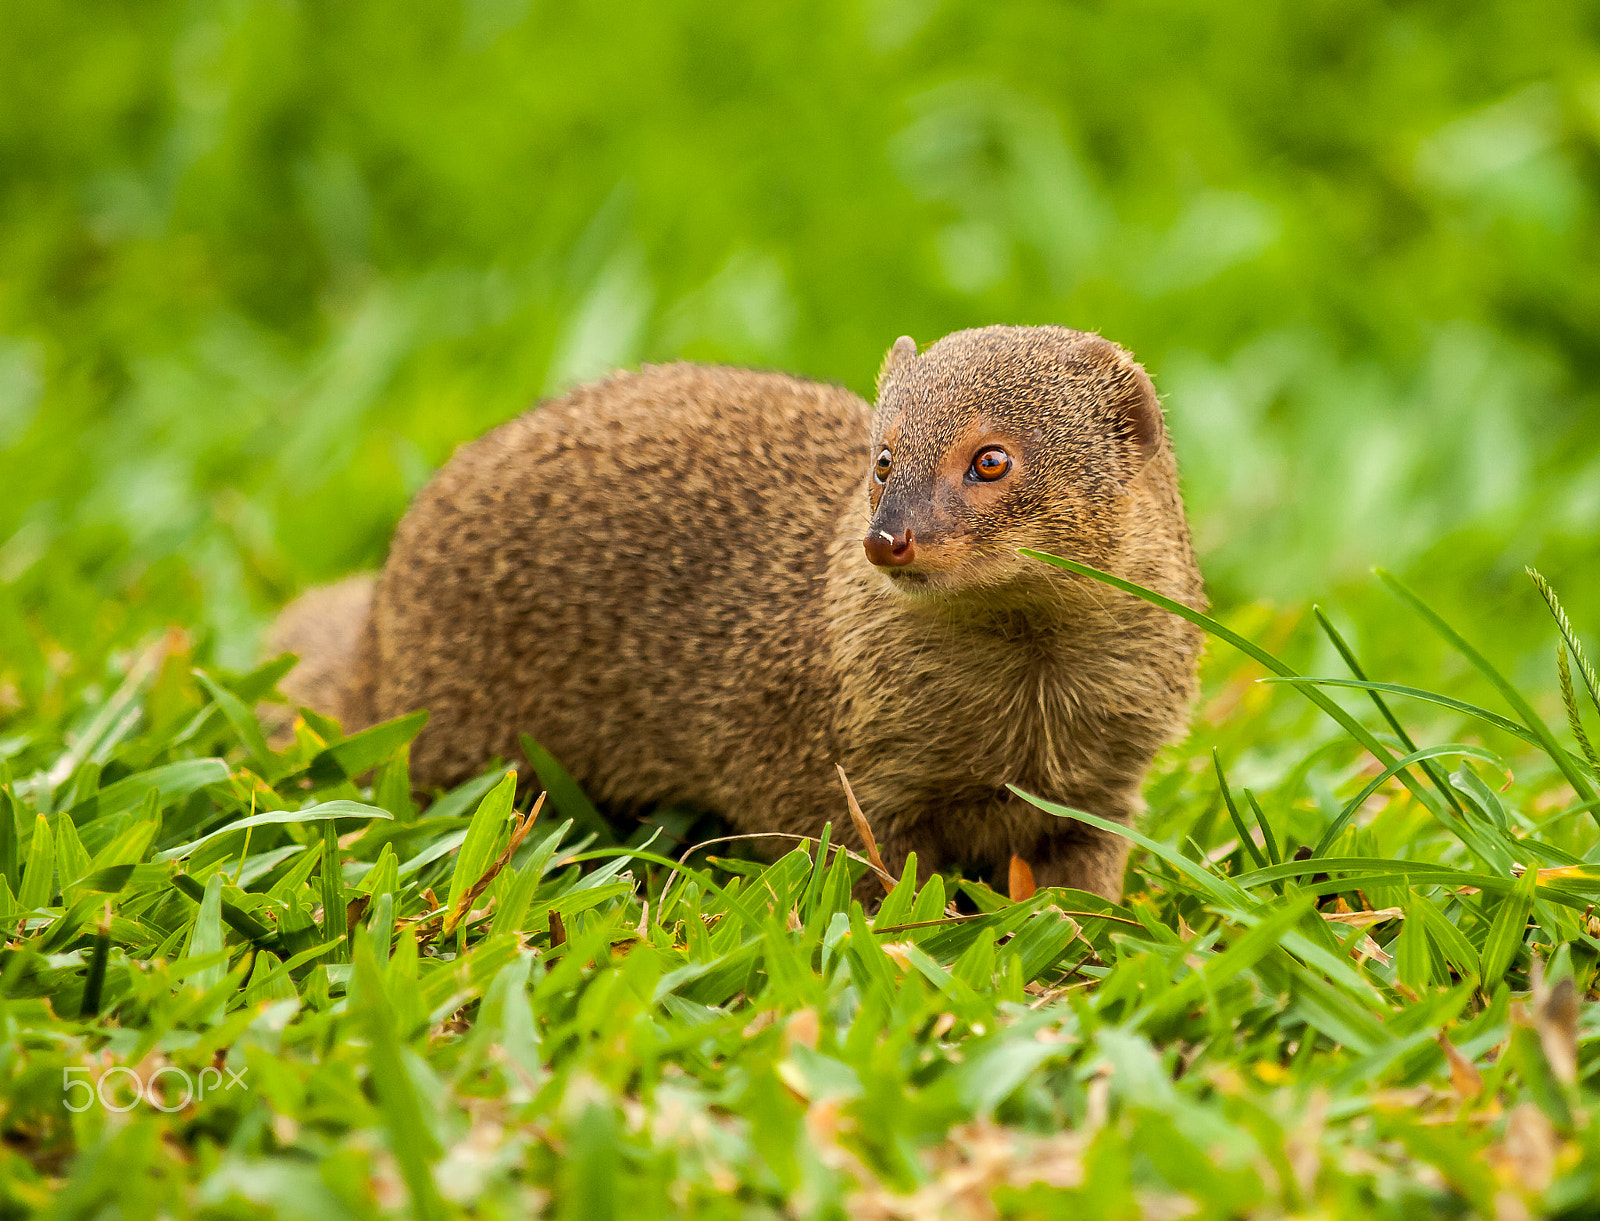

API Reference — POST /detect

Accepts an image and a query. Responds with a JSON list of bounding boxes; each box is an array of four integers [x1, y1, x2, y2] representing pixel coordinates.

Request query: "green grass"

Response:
[[5, 3, 1600, 1215], [3, 558, 1599, 1219]]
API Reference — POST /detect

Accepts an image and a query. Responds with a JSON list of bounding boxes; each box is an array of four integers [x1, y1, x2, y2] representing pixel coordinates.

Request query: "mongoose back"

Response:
[[268, 326, 1205, 899]]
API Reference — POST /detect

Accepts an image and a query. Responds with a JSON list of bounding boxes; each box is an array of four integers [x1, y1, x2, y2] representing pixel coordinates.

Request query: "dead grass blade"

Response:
[[443, 791, 547, 936], [836, 764, 895, 893], [1533, 970, 1579, 1086], [1436, 1031, 1483, 1100], [1322, 906, 1404, 927]]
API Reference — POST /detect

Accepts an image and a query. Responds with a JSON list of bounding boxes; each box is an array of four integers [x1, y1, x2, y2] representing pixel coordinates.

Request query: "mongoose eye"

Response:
[[873, 448, 893, 483], [969, 447, 1011, 482]]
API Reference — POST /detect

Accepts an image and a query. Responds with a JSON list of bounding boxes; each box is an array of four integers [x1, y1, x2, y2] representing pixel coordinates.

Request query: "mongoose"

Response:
[[267, 326, 1205, 900]]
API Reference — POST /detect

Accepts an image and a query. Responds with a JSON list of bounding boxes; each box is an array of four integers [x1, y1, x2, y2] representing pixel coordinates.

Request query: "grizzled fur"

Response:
[[268, 326, 1205, 900]]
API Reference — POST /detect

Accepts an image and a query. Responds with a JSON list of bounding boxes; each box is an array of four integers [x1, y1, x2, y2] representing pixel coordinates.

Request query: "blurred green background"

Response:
[[3, 0, 1599, 714]]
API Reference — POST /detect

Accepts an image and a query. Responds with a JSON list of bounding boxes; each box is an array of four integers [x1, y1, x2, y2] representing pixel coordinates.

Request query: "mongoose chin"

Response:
[[267, 325, 1205, 902]]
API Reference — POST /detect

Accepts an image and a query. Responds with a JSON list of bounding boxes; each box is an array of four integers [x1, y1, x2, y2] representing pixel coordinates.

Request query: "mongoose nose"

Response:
[[863, 527, 916, 567]]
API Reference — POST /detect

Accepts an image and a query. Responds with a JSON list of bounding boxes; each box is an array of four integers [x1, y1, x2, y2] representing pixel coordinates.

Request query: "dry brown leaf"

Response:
[[846, 1121, 1090, 1220], [776, 1059, 810, 1104], [1512, 861, 1600, 884], [879, 941, 915, 971], [1133, 1192, 1201, 1221], [1322, 906, 1404, 927], [436, 1120, 518, 1204], [785, 1008, 820, 1052], [1497, 1104, 1557, 1194], [835, 764, 895, 892], [1283, 1091, 1326, 1199], [1350, 934, 1393, 966], [1437, 1031, 1483, 1100], [1493, 1191, 1534, 1221], [1534, 973, 1579, 1086], [1085, 1064, 1113, 1129], [1369, 1085, 1436, 1110], [741, 1009, 780, 1039], [1008, 854, 1037, 902]]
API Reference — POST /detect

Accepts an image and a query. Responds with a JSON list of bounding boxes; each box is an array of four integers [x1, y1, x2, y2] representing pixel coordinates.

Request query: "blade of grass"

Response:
[[37, 892, 105, 953], [194, 670, 277, 778], [1412, 897, 1482, 985], [54, 813, 90, 900], [67, 758, 231, 824], [561, 845, 767, 933], [1008, 786, 1244, 906], [41, 634, 168, 789], [1261, 677, 1594, 779], [171, 871, 278, 947], [1230, 857, 1600, 911], [447, 792, 545, 937], [444, 771, 517, 935], [1315, 606, 1467, 817], [1480, 865, 1537, 986], [181, 873, 228, 998], [1213, 752, 1267, 869], [154, 800, 392, 862], [352, 929, 444, 1221], [88, 791, 160, 870], [18, 814, 53, 911], [233, 937, 346, 998], [1020, 551, 1445, 822], [322, 821, 348, 964], [800, 821, 833, 923], [298, 711, 429, 788], [1140, 895, 1313, 1032], [1241, 789, 1281, 866], [520, 734, 615, 847], [77, 907, 111, 1017], [1311, 744, 1505, 859], [0, 789, 17, 895], [1377, 568, 1598, 810]]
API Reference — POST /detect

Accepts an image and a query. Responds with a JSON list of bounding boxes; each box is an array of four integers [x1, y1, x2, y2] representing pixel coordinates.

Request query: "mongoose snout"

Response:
[[862, 527, 915, 567], [267, 324, 1205, 902]]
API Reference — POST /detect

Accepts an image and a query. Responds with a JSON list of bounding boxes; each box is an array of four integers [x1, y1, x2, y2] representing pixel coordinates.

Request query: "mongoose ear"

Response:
[[876, 335, 917, 395], [1109, 357, 1163, 471]]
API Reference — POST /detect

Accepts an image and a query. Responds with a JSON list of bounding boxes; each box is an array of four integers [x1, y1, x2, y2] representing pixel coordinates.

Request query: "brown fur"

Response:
[[268, 326, 1205, 900], [265, 575, 376, 735]]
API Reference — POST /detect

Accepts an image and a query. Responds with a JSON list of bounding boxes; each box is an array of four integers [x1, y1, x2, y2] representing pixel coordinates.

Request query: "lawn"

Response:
[[4, 1, 1600, 1217], [2, 559, 1598, 1218]]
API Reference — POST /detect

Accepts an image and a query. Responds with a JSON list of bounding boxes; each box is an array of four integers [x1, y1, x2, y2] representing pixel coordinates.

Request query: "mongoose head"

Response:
[[863, 325, 1164, 596]]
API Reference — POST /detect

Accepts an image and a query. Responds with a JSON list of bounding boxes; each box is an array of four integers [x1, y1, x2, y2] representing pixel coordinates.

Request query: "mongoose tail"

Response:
[[263, 574, 378, 737]]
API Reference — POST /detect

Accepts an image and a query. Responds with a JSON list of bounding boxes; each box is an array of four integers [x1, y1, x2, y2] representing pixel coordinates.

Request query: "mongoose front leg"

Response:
[[1027, 825, 1132, 903], [1002, 789, 1137, 903], [851, 795, 1136, 907]]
